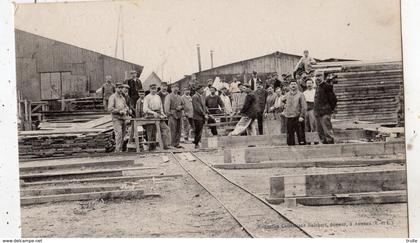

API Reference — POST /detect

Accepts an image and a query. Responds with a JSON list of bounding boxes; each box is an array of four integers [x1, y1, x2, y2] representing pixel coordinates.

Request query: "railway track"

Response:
[[171, 152, 312, 238]]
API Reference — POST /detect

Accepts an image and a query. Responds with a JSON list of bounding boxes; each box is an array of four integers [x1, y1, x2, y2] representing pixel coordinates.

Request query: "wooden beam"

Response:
[[223, 141, 405, 164], [268, 169, 406, 201], [21, 185, 121, 197], [20, 189, 151, 205], [202, 130, 373, 149], [213, 157, 405, 170], [20, 174, 183, 187], [19, 159, 136, 172]]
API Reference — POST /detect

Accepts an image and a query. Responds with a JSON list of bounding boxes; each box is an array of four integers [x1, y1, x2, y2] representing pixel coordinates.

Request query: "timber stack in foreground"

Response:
[[313, 61, 404, 125]]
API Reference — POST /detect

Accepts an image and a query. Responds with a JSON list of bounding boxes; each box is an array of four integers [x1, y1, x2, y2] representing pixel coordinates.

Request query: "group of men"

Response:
[[104, 50, 338, 152]]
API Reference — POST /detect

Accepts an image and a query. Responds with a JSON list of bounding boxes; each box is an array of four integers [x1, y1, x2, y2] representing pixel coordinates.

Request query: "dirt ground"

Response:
[[20, 153, 248, 237], [196, 150, 409, 237]]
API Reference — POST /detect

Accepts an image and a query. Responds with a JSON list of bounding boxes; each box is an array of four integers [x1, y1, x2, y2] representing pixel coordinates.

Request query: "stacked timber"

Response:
[[69, 97, 104, 111], [313, 61, 403, 125], [41, 111, 108, 123], [18, 129, 113, 159]]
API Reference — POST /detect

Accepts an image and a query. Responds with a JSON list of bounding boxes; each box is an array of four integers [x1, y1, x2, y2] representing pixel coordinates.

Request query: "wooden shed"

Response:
[[15, 29, 143, 102], [173, 51, 302, 89]]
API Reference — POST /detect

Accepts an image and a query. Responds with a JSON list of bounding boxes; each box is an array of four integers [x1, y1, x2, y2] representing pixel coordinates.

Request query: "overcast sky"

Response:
[[14, 0, 402, 82]]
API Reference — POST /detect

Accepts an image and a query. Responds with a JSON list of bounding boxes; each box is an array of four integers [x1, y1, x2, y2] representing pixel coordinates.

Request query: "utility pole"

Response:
[[196, 44, 202, 72], [210, 50, 214, 68]]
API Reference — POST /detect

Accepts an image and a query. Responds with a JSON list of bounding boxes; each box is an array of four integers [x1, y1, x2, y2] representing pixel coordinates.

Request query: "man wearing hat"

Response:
[[181, 87, 194, 142], [192, 84, 208, 149], [158, 82, 170, 112], [108, 83, 131, 152], [165, 83, 185, 148], [124, 70, 143, 108], [143, 84, 171, 150]]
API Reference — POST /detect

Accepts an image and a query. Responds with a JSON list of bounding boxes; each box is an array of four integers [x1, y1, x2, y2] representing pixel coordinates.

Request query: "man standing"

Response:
[[102, 75, 116, 110], [205, 87, 224, 136], [264, 86, 277, 120], [219, 87, 233, 115], [192, 84, 208, 149], [158, 82, 170, 112], [303, 79, 317, 133], [284, 80, 307, 146], [204, 79, 215, 97], [108, 83, 130, 152], [181, 88, 194, 142], [254, 81, 267, 135], [314, 72, 337, 144], [229, 83, 258, 136], [165, 84, 185, 148], [272, 73, 283, 91], [135, 90, 146, 118], [124, 70, 143, 108], [143, 84, 170, 150], [248, 71, 261, 91], [230, 77, 244, 113]]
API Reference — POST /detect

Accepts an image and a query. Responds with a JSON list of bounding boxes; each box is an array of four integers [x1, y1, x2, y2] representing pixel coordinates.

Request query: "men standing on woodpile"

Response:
[[181, 87, 194, 142], [143, 84, 171, 150], [303, 78, 317, 135], [124, 70, 143, 108], [248, 71, 261, 91], [205, 86, 224, 136], [165, 83, 185, 148], [283, 80, 307, 145], [314, 71, 337, 144], [254, 81, 268, 135], [192, 84, 208, 149], [228, 83, 258, 136], [101, 75, 116, 110], [108, 83, 131, 153], [294, 50, 317, 78]]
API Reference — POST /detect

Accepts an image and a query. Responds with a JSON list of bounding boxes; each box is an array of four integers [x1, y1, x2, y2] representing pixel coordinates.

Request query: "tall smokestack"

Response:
[[210, 50, 214, 68], [196, 44, 202, 72]]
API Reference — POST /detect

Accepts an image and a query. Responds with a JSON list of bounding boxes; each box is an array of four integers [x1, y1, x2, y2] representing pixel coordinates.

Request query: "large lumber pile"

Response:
[[18, 129, 113, 159], [313, 61, 404, 125]]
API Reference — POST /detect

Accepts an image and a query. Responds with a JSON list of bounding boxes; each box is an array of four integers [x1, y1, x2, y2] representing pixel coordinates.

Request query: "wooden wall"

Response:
[[174, 52, 301, 88], [15, 29, 143, 101]]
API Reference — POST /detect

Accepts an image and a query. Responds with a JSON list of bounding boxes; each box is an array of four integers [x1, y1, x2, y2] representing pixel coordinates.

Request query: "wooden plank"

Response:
[[267, 190, 407, 205], [269, 169, 406, 199], [19, 159, 135, 172], [20, 189, 148, 205], [21, 174, 183, 187], [20, 166, 155, 181], [21, 185, 121, 197], [224, 141, 405, 163], [213, 157, 405, 170]]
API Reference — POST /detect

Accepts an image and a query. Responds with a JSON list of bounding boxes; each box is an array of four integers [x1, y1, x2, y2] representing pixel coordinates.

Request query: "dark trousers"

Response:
[[257, 113, 264, 135], [286, 116, 306, 146], [207, 116, 218, 135], [193, 119, 205, 145], [316, 114, 334, 144], [169, 116, 182, 147]]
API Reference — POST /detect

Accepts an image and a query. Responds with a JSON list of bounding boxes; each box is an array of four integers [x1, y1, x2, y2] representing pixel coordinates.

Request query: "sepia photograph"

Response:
[[1, 0, 413, 238]]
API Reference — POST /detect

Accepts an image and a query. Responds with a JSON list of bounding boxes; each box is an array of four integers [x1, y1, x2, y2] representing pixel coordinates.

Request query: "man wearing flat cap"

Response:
[[192, 84, 208, 149], [108, 83, 131, 152], [124, 70, 143, 108], [165, 83, 185, 148]]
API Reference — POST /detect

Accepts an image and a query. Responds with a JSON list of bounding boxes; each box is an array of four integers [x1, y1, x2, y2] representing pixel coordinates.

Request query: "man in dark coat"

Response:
[[124, 70, 143, 108], [314, 72, 337, 144], [254, 81, 267, 135], [192, 84, 208, 149], [228, 83, 258, 136]]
